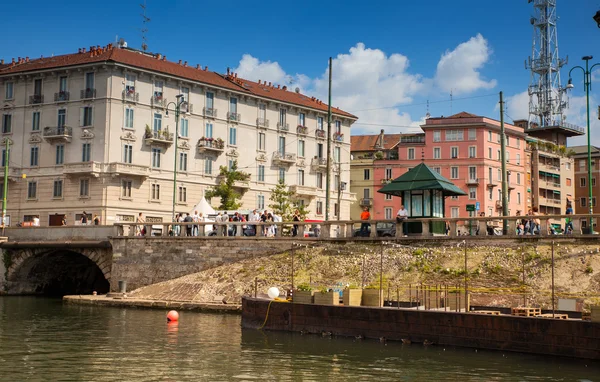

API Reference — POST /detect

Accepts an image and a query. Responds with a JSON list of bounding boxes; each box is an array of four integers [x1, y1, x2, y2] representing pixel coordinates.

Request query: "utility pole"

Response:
[[500, 91, 508, 234], [325, 57, 332, 221], [2, 139, 9, 231], [336, 179, 343, 221]]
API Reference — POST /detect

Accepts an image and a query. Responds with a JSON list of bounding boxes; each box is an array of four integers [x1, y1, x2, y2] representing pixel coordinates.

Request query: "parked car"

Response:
[[353, 222, 396, 237]]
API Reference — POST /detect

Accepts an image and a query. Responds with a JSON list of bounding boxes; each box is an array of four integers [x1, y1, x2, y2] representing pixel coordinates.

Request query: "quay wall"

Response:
[[241, 298, 600, 360]]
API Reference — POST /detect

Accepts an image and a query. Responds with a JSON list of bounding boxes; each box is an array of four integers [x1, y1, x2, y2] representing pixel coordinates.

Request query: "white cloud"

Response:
[[505, 90, 530, 121], [435, 34, 497, 95]]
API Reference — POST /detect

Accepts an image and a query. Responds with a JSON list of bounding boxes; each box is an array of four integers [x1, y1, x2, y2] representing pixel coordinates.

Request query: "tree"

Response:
[[205, 160, 250, 210], [268, 180, 310, 221]]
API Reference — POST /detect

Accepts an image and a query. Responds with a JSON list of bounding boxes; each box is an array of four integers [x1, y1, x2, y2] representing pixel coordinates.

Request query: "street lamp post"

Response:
[[568, 56, 600, 230], [166, 94, 186, 222]]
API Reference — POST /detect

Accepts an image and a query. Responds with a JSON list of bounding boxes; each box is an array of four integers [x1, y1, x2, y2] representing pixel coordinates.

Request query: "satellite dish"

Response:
[[425, 112, 431, 119], [295, 87, 300, 93]]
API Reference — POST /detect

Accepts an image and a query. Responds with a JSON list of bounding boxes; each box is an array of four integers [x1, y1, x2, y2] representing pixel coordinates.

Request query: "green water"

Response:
[[0, 297, 597, 381]]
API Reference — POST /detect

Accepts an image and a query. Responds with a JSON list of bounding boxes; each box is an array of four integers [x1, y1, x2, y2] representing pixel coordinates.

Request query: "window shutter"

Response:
[[79, 107, 84, 127], [89, 107, 93, 126]]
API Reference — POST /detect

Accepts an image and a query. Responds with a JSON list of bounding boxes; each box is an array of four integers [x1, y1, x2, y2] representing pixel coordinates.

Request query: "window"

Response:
[[433, 167, 441, 174], [488, 147, 492, 159], [566, 162, 571, 170], [317, 143, 324, 158], [488, 131, 492, 142], [125, 74, 136, 94], [278, 167, 285, 183], [179, 152, 188, 171], [178, 186, 187, 203], [2, 114, 11, 133], [257, 195, 265, 210], [317, 173, 323, 189], [316, 201, 323, 215], [278, 136, 286, 155], [299, 113, 305, 127], [468, 146, 476, 158], [334, 174, 340, 191], [445, 130, 464, 141], [123, 144, 133, 163], [451, 147, 458, 158], [506, 152, 510, 162], [258, 165, 265, 182], [517, 173, 521, 184], [205, 158, 213, 175], [579, 160, 586, 169], [30, 147, 39, 166], [298, 169, 305, 185], [385, 193, 393, 200], [279, 109, 287, 126], [0, 149, 8, 167], [33, 78, 42, 96], [206, 92, 214, 110], [433, 147, 441, 159], [80, 106, 93, 127], [334, 203, 339, 217], [229, 97, 238, 114], [498, 189, 502, 201], [488, 187, 493, 200], [27, 181, 37, 199], [566, 178, 572, 187], [151, 184, 160, 200], [385, 168, 392, 179], [334, 147, 341, 163], [408, 148, 415, 160], [469, 187, 477, 199], [433, 131, 441, 142], [451, 167, 458, 179], [53, 180, 63, 198], [468, 166, 476, 180], [497, 168, 502, 181], [364, 169, 370, 180], [154, 81, 163, 98], [180, 86, 190, 103], [488, 167, 492, 183], [180, 118, 189, 138], [516, 154, 521, 165], [517, 192, 521, 204], [80, 179, 89, 197], [384, 207, 393, 220], [57, 109, 66, 127], [468, 129, 476, 140], [497, 150, 501, 161], [594, 178, 598, 187], [258, 132, 266, 151], [82, 143, 91, 162], [122, 180, 132, 198], [4, 82, 13, 100], [516, 138, 520, 148], [335, 120, 341, 134], [153, 113, 162, 132], [123, 107, 134, 129], [31, 111, 40, 131], [56, 145, 64, 165], [451, 207, 459, 218], [497, 133, 501, 144], [580, 177, 586, 187], [85, 72, 95, 89], [581, 197, 587, 207], [298, 140, 305, 157], [317, 116, 324, 130], [229, 126, 237, 145], [152, 148, 161, 168], [258, 104, 266, 120], [205, 123, 213, 138]]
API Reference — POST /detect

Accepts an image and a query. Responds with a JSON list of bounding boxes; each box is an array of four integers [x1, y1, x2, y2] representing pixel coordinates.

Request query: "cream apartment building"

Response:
[[0, 44, 357, 226]]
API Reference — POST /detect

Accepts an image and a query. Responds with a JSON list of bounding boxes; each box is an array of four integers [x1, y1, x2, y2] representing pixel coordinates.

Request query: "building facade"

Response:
[[0, 44, 356, 226], [570, 145, 600, 230]]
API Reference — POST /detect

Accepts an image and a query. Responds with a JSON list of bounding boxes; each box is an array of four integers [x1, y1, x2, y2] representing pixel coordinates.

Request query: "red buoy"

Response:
[[167, 310, 179, 322]]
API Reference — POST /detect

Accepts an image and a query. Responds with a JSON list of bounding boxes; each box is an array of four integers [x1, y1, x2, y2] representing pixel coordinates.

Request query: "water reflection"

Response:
[[0, 297, 598, 382]]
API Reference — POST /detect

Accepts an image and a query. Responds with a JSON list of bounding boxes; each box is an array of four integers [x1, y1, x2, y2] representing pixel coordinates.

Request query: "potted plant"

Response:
[[361, 285, 382, 307], [144, 124, 152, 138], [293, 283, 313, 304], [343, 284, 363, 306], [314, 287, 339, 306], [163, 127, 170, 140]]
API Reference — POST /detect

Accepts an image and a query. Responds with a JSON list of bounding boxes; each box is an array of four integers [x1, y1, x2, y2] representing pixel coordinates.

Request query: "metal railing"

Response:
[[81, 88, 96, 99], [297, 125, 308, 135], [277, 122, 289, 132], [315, 129, 326, 139], [43, 126, 72, 137], [257, 118, 269, 128], [228, 112, 241, 122], [203, 107, 217, 118], [273, 151, 297, 163], [29, 94, 43, 104], [144, 131, 174, 142], [54, 91, 70, 102], [122, 90, 139, 102], [197, 138, 225, 151], [151, 95, 167, 108], [333, 132, 344, 142]]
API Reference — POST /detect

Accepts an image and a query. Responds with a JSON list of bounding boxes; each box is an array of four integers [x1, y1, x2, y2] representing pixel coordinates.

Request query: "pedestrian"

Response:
[[292, 209, 301, 237], [192, 210, 200, 236], [93, 214, 100, 225], [565, 202, 574, 234], [136, 212, 145, 236], [260, 210, 268, 236], [530, 206, 541, 235], [232, 212, 240, 236], [183, 213, 193, 236], [396, 204, 409, 236], [360, 207, 370, 237], [81, 211, 88, 225], [61, 216, 67, 226]]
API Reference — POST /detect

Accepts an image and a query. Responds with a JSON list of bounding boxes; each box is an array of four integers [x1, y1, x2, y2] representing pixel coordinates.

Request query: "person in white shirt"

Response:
[[396, 204, 409, 236], [248, 209, 260, 236], [192, 210, 200, 236], [33, 216, 40, 227]]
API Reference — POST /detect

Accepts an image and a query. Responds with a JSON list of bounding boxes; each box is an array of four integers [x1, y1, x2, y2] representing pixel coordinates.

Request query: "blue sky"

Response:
[[2, 0, 599, 144]]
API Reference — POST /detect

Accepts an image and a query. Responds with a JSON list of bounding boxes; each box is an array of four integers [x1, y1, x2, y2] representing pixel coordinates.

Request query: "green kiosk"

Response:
[[378, 162, 467, 235]]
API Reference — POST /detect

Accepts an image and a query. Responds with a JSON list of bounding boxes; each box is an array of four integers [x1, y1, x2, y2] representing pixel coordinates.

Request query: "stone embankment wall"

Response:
[[110, 237, 296, 292], [242, 298, 600, 360]]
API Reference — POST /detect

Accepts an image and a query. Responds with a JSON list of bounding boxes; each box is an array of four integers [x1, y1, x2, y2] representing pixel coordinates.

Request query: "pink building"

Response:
[[372, 112, 527, 220]]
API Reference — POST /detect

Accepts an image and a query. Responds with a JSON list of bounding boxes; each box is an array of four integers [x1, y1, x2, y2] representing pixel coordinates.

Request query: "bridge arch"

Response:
[[5, 247, 111, 295]]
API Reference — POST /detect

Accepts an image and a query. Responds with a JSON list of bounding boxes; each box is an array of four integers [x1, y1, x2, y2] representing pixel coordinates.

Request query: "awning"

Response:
[[378, 162, 467, 197]]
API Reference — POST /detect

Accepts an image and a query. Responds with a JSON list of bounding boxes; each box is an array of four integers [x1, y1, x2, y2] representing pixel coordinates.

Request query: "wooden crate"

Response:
[[472, 310, 501, 315], [342, 289, 362, 306], [314, 291, 339, 306], [511, 307, 541, 317], [293, 290, 313, 304], [361, 289, 383, 307], [538, 313, 568, 320]]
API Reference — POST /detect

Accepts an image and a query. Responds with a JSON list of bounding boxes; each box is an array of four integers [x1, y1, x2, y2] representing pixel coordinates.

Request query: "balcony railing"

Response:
[[289, 184, 318, 197], [144, 131, 174, 146], [315, 129, 326, 139], [465, 178, 479, 185], [204, 107, 217, 118], [333, 132, 344, 142], [277, 122, 290, 132], [272, 151, 297, 164], [256, 118, 269, 128], [29, 94, 43, 104], [151, 94, 167, 108], [43, 126, 72, 143], [81, 88, 96, 99], [495, 200, 502, 209], [197, 138, 225, 153], [311, 157, 327, 169], [399, 135, 426, 144], [487, 181, 498, 188], [297, 125, 308, 135], [228, 112, 241, 122], [122, 90, 139, 102], [108, 162, 150, 178], [54, 91, 70, 102], [381, 178, 392, 185], [63, 161, 102, 177], [359, 198, 373, 207]]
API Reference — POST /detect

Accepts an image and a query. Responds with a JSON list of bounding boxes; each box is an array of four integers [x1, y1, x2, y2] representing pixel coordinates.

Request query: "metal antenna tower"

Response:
[[525, 0, 568, 129], [140, 1, 150, 51]]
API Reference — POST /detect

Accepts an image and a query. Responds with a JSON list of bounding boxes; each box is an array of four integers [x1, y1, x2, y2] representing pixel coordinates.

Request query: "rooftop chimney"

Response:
[[282, 85, 287, 91], [0, 59, 3, 65], [11, 58, 15, 64], [268, 82, 271, 87], [277, 84, 280, 89], [184, 61, 188, 67], [204, 66, 208, 71], [82, 48, 86, 53], [196, 64, 201, 69], [178, 60, 182, 65], [227, 67, 230, 75], [163, 56, 166, 61], [26, 57, 29, 62], [156, 53, 162, 59], [258, 80, 261, 84]]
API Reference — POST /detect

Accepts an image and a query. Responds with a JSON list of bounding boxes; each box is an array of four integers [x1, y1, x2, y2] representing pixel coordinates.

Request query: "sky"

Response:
[[2, 0, 600, 146]]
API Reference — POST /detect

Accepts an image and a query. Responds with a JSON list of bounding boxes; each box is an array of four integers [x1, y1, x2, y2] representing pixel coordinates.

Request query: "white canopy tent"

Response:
[[189, 197, 216, 217]]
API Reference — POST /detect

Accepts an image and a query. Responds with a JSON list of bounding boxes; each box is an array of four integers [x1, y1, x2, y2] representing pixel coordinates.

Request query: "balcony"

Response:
[[197, 138, 225, 154], [333, 132, 344, 142], [381, 178, 392, 185], [297, 125, 308, 135], [311, 157, 327, 170], [487, 180, 498, 188], [122, 90, 139, 103], [277, 122, 290, 132], [182, 103, 193, 114], [108, 162, 150, 178], [228, 112, 241, 123], [289, 185, 318, 197], [272, 151, 297, 165], [81, 88, 96, 99], [465, 178, 479, 186], [29, 94, 43, 105], [315, 129, 326, 139], [495, 200, 502, 209], [359, 198, 373, 207], [43, 126, 72, 143], [54, 91, 70, 102], [63, 161, 102, 177], [256, 118, 269, 129], [144, 130, 174, 146], [151, 94, 167, 108], [203, 107, 217, 118]]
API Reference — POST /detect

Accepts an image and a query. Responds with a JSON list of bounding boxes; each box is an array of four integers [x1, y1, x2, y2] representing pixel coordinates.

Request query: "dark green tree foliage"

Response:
[[205, 160, 250, 210], [268, 180, 310, 221]]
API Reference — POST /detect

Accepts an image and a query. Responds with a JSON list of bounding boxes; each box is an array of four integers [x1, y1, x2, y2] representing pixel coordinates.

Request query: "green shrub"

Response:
[[296, 283, 312, 292]]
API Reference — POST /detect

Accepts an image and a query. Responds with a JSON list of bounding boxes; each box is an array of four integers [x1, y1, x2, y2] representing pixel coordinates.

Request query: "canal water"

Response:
[[0, 297, 598, 381]]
